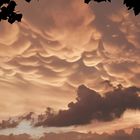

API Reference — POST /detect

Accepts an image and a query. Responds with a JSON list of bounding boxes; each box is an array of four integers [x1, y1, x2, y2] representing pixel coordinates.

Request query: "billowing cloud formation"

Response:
[[0, 128, 140, 140], [0, 0, 139, 89], [34, 85, 140, 127]]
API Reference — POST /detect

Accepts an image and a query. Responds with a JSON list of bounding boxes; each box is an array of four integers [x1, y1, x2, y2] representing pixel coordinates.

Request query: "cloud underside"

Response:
[[0, 0, 139, 89]]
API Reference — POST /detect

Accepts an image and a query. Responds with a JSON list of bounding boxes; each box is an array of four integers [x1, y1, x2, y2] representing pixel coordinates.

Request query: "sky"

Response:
[[0, 0, 140, 139]]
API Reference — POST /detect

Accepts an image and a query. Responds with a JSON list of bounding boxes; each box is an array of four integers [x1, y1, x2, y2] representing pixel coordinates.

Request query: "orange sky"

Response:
[[0, 0, 139, 137]]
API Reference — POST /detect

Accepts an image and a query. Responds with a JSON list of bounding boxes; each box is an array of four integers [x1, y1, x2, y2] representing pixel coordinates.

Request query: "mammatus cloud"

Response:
[[2, 0, 138, 88], [34, 85, 140, 127], [0, 128, 139, 140], [0, 0, 139, 90]]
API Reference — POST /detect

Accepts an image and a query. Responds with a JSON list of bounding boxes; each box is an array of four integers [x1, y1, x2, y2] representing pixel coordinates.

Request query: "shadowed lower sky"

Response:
[[0, 0, 140, 138]]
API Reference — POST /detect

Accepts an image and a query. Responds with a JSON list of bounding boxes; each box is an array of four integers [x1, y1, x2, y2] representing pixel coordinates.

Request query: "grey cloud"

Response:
[[35, 85, 140, 127]]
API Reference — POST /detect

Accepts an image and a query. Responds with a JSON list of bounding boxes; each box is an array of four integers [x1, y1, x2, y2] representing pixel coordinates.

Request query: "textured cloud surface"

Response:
[[0, 0, 140, 135]]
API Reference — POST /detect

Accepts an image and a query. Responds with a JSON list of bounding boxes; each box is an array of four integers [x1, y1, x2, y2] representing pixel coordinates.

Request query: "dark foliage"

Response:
[[85, 0, 140, 15], [0, 0, 32, 24]]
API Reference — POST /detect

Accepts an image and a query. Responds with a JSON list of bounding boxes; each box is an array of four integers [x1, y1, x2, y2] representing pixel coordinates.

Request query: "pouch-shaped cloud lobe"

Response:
[[0, 0, 139, 89]]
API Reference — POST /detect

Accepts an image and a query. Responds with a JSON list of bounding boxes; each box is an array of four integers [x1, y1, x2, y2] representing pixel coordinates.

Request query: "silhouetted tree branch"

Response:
[[0, 0, 32, 24], [85, 0, 140, 15]]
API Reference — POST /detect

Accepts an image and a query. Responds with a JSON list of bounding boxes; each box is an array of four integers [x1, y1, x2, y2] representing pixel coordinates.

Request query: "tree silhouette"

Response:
[[85, 0, 140, 15], [0, 0, 32, 24]]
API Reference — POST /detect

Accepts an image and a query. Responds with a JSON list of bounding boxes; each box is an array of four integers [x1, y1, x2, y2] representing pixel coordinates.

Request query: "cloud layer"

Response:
[[0, 0, 139, 134], [0, 128, 139, 140], [34, 85, 140, 127]]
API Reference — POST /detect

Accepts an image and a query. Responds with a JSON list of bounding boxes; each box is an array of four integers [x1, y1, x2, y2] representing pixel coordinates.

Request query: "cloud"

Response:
[[40, 128, 140, 140], [0, 0, 139, 90], [0, 84, 139, 130], [0, 112, 34, 130], [0, 0, 139, 89], [0, 0, 139, 133], [34, 85, 140, 127], [0, 128, 139, 140]]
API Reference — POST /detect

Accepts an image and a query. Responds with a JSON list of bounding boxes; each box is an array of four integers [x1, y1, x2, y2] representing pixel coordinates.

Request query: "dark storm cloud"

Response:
[[35, 85, 140, 127]]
